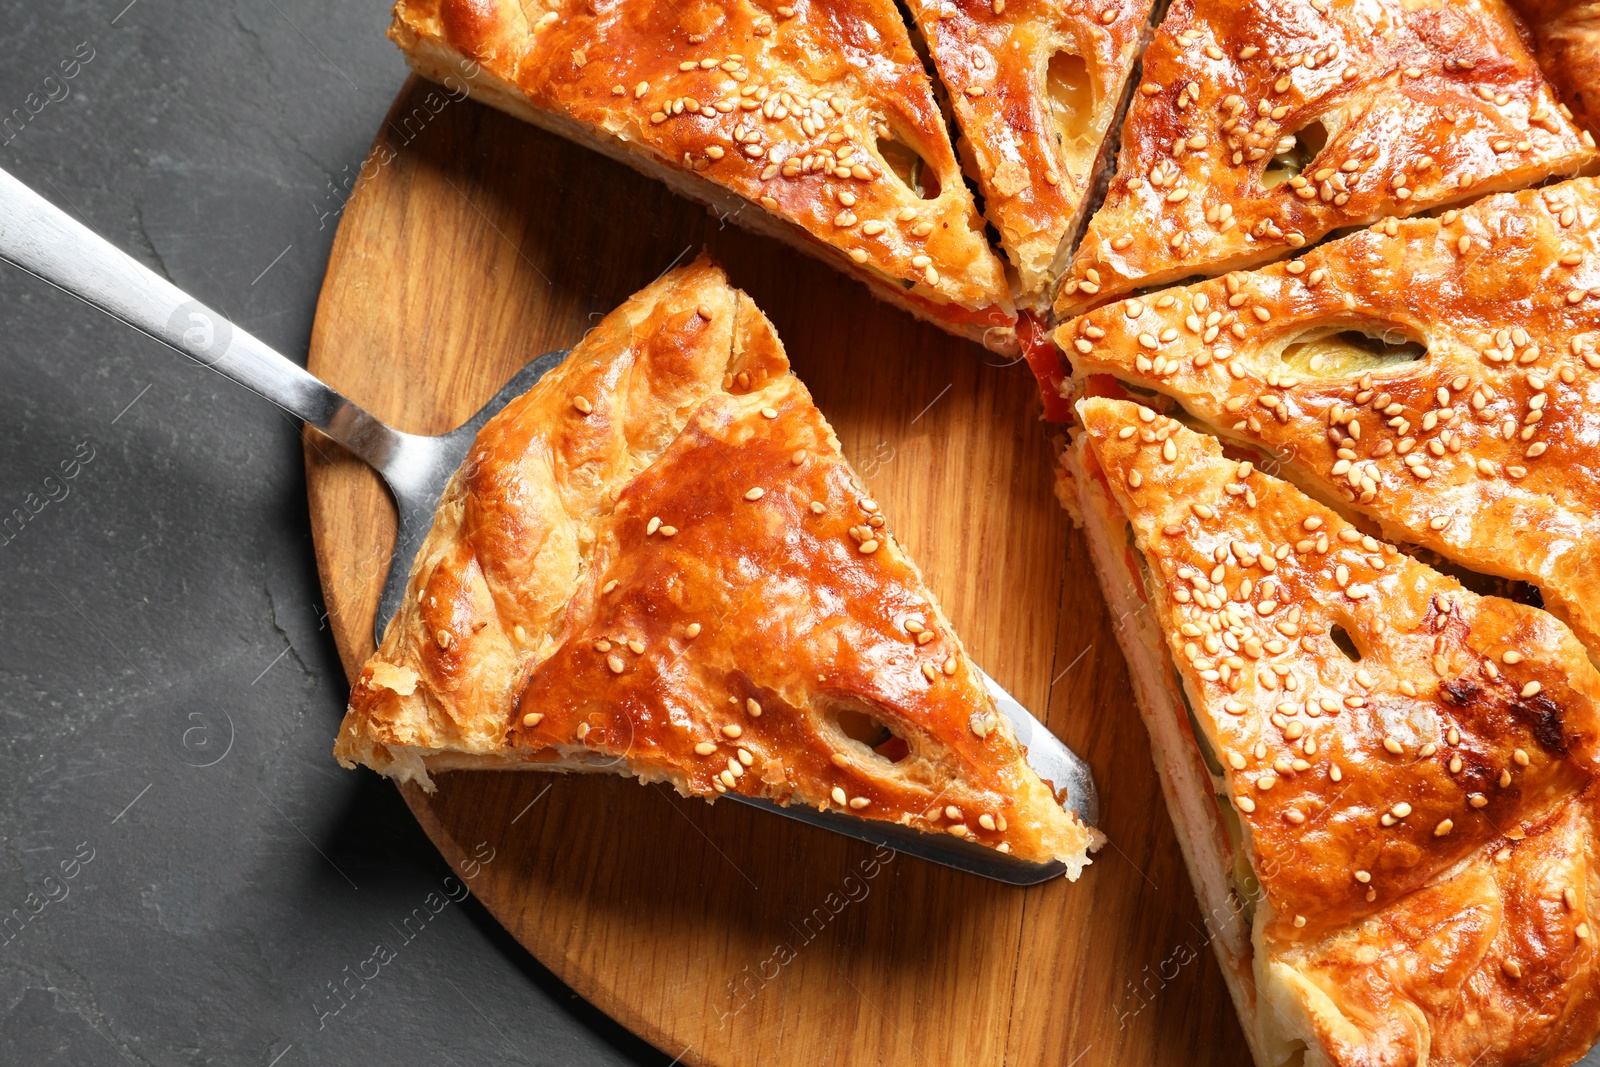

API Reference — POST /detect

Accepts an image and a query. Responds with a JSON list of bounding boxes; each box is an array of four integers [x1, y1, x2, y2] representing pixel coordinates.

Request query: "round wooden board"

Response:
[[306, 77, 1250, 1067]]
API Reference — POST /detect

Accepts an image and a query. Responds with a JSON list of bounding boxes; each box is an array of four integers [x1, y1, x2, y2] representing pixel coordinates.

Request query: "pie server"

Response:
[[0, 166, 1098, 885]]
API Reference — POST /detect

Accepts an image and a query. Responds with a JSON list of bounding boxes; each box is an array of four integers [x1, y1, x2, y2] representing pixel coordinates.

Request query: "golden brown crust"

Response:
[[335, 259, 1093, 871], [1514, 0, 1600, 137], [1269, 790, 1600, 1067], [909, 0, 1153, 310], [1078, 396, 1600, 1067], [1060, 179, 1600, 662], [389, 0, 1017, 343], [1054, 0, 1599, 316]]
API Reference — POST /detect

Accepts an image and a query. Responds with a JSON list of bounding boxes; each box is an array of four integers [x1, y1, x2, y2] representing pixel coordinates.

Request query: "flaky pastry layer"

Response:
[[336, 258, 1094, 871]]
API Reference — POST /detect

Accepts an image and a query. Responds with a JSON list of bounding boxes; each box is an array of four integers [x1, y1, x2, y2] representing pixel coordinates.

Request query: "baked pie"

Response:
[[1064, 396, 1600, 1067], [1053, 0, 1598, 316], [388, 0, 1018, 349], [907, 0, 1154, 311], [334, 259, 1097, 873], [1058, 179, 1600, 661]]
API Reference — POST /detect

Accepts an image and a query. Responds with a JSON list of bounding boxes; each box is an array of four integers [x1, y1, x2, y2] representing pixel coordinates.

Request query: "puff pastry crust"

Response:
[[1060, 179, 1600, 662], [388, 0, 1018, 348], [1054, 0, 1599, 316], [334, 259, 1094, 872], [908, 0, 1153, 311], [1072, 396, 1600, 1067], [1515, 0, 1600, 137]]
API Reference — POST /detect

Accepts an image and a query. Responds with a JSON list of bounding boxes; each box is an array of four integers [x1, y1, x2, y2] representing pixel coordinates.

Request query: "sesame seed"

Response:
[[859, 539, 879, 554], [1354, 869, 1371, 883], [522, 712, 544, 727], [627, 639, 646, 654], [746, 698, 762, 718], [744, 487, 765, 501], [722, 723, 743, 739], [831, 786, 847, 806], [694, 741, 717, 756], [1235, 796, 1257, 813], [572, 395, 593, 414], [685, 623, 702, 639], [1521, 681, 1542, 698], [607, 655, 625, 673]]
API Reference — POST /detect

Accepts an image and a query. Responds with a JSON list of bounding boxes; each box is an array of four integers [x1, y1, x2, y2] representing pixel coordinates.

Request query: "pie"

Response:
[[1515, 0, 1600, 137], [1058, 178, 1600, 661], [334, 258, 1097, 873], [1063, 395, 1600, 1067], [907, 0, 1154, 311], [387, 0, 1019, 349], [1053, 0, 1598, 316]]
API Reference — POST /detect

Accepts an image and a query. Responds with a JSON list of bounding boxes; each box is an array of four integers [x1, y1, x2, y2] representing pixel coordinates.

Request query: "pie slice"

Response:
[[1064, 395, 1600, 1067], [1516, 0, 1600, 138], [334, 258, 1096, 873], [1058, 179, 1600, 661], [907, 0, 1153, 311], [388, 0, 1019, 349], [1052, 0, 1599, 316]]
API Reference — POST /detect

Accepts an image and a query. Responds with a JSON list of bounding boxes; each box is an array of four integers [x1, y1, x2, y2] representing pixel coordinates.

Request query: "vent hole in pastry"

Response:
[[879, 134, 941, 200], [1278, 326, 1426, 378], [831, 705, 912, 763], [1047, 51, 1096, 175], [1262, 119, 1328, 188], [1329, 624, 1362, 663]]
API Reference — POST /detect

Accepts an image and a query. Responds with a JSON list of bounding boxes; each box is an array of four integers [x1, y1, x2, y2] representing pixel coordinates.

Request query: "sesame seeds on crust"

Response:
[[1077, 396, 1600, 933], [1054, 0, 1597, 315], [1062, 179, 1600, 660]]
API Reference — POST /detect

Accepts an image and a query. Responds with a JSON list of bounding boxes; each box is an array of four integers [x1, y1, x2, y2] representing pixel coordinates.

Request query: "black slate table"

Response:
[[0, 3, 666, 1064]]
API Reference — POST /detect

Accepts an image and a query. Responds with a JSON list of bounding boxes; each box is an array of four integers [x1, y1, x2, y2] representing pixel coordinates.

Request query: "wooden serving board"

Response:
[[306, 76, 1248, 1067]]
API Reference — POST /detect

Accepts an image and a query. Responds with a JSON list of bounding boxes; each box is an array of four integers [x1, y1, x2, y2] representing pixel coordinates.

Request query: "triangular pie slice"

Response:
[[335, 258, 1096, 873], [1065, 395, 1600, 1067], [1052, 0, 1598, 316], [1059, 179, 1600, 662], [1514, 0, 1600, 137], [388, 0, 1018, 349], [907, 0, 1153, 311]]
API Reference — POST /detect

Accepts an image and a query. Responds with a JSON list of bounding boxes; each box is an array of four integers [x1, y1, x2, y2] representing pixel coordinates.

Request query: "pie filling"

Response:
[[1047, 50, 1098, 184]]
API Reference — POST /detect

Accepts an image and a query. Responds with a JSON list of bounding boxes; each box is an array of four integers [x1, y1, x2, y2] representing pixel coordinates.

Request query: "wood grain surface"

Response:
[[304, 76, 1249, 1067]]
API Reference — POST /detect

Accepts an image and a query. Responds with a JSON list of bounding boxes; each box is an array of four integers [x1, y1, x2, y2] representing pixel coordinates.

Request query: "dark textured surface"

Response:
[[0, 3, 666, 1064]]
